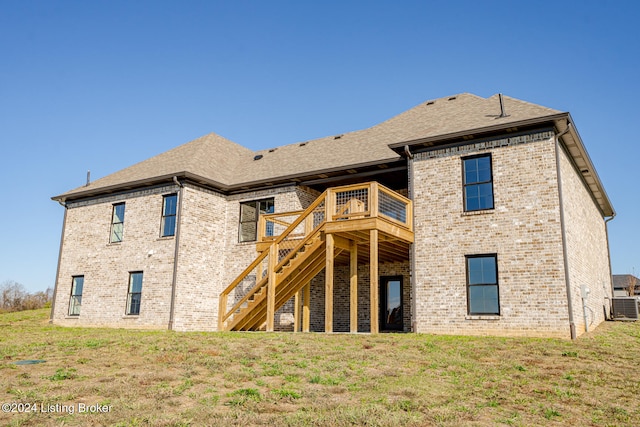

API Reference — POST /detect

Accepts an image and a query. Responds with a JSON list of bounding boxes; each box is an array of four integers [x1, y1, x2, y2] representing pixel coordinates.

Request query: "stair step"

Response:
[[227, 229, 327, 330]]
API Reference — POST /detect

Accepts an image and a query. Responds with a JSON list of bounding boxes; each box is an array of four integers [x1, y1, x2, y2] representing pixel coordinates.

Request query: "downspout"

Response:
[[49, 200, 68, 323], [554, 124, 576, 339], [581, 284, 591, 333], [404, 145, 417, 333], [168, 177, 184, 330], [604, 214, 616, 318]]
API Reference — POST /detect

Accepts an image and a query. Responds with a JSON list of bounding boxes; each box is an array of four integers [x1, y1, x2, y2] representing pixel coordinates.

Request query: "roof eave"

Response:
[[556, 114, 615, 217], [52, 172, 230, 203], [52, 155, 407, 202], [226, 156, 404, 192], [388, 112, 570, 151]]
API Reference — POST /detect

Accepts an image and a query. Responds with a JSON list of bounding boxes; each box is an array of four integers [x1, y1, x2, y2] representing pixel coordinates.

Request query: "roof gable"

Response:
[[57, 132, 252, 198]]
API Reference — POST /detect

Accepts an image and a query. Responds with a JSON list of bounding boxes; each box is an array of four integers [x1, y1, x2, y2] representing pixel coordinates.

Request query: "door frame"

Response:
[[380, 275, 404, 331]]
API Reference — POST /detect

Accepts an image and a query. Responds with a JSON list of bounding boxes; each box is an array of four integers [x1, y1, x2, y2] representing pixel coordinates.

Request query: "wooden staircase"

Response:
[[218, 182, 413, 332], [225, 230, 339, 331]]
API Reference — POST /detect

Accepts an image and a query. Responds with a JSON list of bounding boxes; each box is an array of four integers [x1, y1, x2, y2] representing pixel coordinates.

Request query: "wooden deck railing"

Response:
[[258, 182, 412, 242]]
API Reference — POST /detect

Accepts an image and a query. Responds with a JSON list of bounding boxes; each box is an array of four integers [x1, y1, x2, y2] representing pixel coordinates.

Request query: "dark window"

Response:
[[466, 255, 499, 315], [68, 276, 84, 316], [161, 194, 178, 237], [463, 155, 494, 211], [126, 272, 143, 315], [238, 198, 274, 242], [110, 203, 125, 243]]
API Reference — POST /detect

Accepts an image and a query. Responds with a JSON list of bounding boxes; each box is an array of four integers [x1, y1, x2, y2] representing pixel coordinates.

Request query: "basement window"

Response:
[[68, 276, 84, 316], [466, 255, 500, 315], [238, 198, 274, 242], [126, 272, 143, 315]]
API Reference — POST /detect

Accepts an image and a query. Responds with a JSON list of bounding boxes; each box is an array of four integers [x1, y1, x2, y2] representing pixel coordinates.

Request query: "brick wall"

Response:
[[411, 131, 572, 338], [52, 183, 321, 331], [558, 144, 612, 335], [53, 185, 179, 328], [171, 185, 227, 331]]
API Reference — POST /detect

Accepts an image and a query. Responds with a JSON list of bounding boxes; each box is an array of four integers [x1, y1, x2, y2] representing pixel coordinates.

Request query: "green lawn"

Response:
[[1, 309, 639, 426]]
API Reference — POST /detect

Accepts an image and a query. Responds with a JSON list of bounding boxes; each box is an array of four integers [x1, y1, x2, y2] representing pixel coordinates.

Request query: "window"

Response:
[[238, 198, 274, 242], [110, 203, 125, 242], [126, 272, 143, 315], [463, 155, 494, 211], [161, 194, 178, 237], [466, 255, 499, 315], [68, 276, 84, 316]]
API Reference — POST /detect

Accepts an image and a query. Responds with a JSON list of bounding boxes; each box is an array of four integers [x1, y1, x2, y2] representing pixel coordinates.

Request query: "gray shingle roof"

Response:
[[57, 132, 252, 198], [237, 93, 561, 185], [613, 275, 640, 291], [54, 93, 612, 217]]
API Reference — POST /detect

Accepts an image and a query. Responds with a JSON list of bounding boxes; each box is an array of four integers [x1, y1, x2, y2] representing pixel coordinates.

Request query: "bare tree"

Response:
[[0, 281, 53, 313], [628, 275, 637, 297], [0, 280, 25, 310]]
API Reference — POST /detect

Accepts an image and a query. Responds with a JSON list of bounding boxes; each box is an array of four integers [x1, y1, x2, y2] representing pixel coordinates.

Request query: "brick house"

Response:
[[50, 93, 615, 339], [613, 275, 640, 297]]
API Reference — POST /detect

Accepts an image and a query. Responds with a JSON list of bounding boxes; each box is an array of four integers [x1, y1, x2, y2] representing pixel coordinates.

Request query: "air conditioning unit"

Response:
[[611, 297, 639, 320]]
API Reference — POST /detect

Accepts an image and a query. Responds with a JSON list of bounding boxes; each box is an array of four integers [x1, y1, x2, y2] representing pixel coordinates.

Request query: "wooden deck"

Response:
[[218, 182, 413, 333]]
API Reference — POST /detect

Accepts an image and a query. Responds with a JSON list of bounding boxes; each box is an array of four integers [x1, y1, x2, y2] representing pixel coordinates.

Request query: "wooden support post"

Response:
[[218, 293, 227, 331], [258, 214, 265, 241], [303, 283, 310, 332], [370, 229, 379, 334], [326, 189, 336, 222], [406, 198, 413, 231], [266, 244, 277, 332], [350, 240, 358, 333], [294, 290, 301, 333], [370, 182, 379, 218], [325, 233, 334, 333]]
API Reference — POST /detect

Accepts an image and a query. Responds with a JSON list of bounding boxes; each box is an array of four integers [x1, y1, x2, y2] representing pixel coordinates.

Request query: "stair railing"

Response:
[[218, 190, 327, 330]]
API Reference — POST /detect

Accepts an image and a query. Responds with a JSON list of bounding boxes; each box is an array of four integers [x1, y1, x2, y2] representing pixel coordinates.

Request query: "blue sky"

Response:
[[1, 0, 638, 293]]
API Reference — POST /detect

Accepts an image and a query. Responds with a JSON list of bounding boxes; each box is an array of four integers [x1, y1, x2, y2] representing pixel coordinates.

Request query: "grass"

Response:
[[0, 309, 639, 426]]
